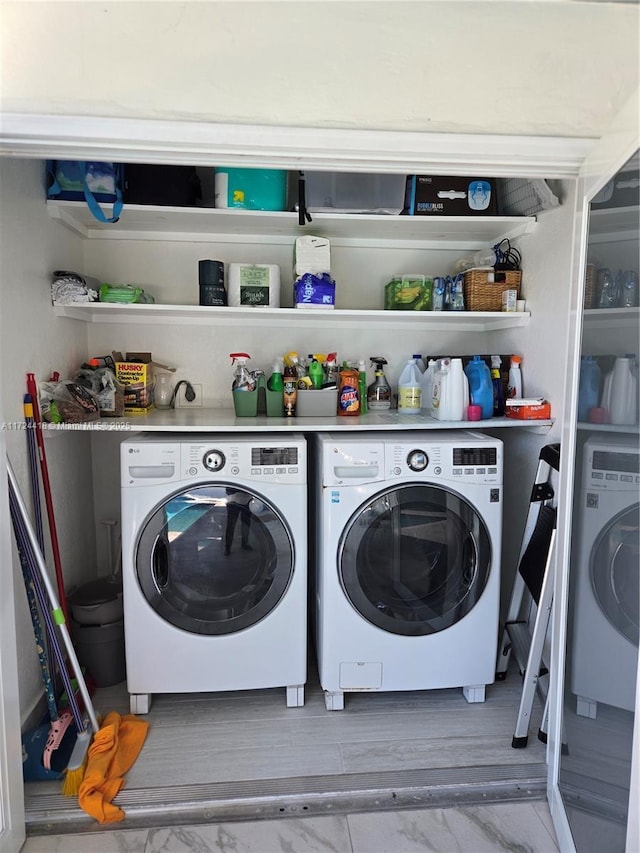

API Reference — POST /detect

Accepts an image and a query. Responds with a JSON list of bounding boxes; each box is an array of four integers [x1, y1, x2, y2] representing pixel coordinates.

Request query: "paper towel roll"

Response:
[[227, 264, 281, 308]]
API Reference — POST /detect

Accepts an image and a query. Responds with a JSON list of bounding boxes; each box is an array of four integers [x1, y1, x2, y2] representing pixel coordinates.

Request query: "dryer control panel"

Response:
[[386, 441, 502, 485]]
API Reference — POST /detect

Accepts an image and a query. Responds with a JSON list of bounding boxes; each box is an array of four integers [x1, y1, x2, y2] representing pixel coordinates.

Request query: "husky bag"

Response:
[[46, 161, 124, 223]]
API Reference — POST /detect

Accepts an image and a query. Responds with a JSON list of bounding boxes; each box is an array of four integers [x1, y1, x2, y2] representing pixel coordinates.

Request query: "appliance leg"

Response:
[[324, 691, 345, 711], [286, 685, 305, 707], [576, 696, 597, 719], [130, 693, 152, 715], [462, 684, 486, 704]]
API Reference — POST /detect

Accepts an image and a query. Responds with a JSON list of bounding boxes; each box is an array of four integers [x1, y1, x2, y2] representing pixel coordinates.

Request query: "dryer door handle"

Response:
[[151, 536, 170, 590]]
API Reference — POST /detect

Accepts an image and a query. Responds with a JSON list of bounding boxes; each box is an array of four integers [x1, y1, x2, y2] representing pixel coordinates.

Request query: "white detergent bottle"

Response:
[[398, 357, 422, 413], [421, 359, 438, 413], [432, 358, 450, 420], [448, 358, 469, 421], [507, 355, 523, 399], [609, 355, 638, 425]]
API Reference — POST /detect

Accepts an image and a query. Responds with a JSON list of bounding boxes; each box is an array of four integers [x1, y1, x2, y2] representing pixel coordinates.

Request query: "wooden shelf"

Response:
[[52, 301, 530, 332], [46, 200, 536, 248], [45, 408, 554, 434]]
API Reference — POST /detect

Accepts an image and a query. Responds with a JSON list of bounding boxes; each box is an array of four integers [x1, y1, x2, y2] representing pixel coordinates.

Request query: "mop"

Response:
[[22, 393, 75, 773], [7, 459, 99, 795], [25, 372, 70, 622]]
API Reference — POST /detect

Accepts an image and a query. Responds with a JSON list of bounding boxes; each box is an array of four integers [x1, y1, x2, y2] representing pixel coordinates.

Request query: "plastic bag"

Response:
[[39, 380, 100, 424], [75, 364, 125, 418]]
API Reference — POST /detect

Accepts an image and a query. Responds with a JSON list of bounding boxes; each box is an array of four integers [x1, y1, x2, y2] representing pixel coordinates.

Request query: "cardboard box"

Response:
[[408, 176, 497, 216], [505, 398, 551, 420], [113, 352, 161, 413]]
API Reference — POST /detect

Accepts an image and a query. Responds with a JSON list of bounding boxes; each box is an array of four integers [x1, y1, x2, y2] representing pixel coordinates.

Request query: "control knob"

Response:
[[203, 450, 226, 472], [407, 449, 428, 472]]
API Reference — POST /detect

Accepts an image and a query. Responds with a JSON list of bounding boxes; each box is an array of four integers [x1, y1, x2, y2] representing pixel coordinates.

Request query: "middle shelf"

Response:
[[46, 408, 554, 434], [52, 302, 530, 331]]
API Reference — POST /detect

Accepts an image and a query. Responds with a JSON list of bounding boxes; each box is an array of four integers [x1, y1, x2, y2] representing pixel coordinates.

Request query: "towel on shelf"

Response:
[[78, 711, 149, 824], [51, 271, 99, 304]]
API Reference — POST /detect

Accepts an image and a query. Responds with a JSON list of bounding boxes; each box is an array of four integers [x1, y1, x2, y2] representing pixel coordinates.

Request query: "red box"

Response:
[[505, 399, 551, 420]]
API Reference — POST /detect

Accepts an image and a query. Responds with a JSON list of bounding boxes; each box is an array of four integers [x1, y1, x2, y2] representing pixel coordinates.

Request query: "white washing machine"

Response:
[[570, 434, 639, 718], [120, 433, 307, 714], [313, 431, 503, 710]]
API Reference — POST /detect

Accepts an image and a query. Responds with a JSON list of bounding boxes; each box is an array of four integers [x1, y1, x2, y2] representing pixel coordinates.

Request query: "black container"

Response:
[[199, 260, 226, 306], [124, 165, 202, 207]]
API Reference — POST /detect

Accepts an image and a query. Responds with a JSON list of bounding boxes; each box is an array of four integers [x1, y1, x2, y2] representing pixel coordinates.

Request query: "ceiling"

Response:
[[0, 1, 638, 141]]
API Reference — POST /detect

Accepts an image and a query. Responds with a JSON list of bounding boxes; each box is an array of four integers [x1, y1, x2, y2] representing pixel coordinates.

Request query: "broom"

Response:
[[7, 459, 100, 795], [22, 393, 76, 772]]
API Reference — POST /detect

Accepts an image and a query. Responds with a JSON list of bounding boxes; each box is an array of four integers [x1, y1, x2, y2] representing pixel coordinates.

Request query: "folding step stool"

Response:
[[496, 443, 560, 748]]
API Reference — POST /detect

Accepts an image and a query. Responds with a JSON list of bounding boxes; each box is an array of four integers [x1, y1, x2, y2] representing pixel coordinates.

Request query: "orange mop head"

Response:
[[78, 711, 149, 823]]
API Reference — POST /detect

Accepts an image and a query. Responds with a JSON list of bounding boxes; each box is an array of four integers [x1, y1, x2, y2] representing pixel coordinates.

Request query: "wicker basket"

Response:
[[583, 264, 597, 309], [463, 269, 522, 312]]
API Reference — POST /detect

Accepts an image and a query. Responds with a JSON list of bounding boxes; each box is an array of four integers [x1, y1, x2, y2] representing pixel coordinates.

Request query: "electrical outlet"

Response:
[[175, 383, 203, 408]]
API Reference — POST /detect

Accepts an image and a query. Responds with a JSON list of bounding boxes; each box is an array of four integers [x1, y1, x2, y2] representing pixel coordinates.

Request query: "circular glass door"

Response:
[[338, 484, 492, 636], [591, 503, 639, 645], [136, 484, 294, 635]]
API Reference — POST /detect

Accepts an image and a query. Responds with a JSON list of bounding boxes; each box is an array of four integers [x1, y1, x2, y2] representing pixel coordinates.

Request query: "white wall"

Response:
[[0, 159, 97, 721], [1, 1, 638, 139]]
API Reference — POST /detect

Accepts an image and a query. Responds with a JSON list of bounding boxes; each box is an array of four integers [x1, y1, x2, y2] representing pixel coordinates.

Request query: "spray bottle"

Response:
[[490, 355, 504, 416], [324, 353, 339, 389], [367, 357, 392, 411], [230, 353, 256, 391], [507, 355, 523, 399], [267, 359, 284, 392], [308, 356, 325, 390]]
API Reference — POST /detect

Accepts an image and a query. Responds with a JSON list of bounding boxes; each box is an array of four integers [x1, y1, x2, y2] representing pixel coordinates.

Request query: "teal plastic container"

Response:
[[214, 168, 287, 211], [464, 356, 493, 419]]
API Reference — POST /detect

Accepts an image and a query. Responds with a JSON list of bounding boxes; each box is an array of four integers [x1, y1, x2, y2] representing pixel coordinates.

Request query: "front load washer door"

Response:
[[590, 503, 639, 646], [338, 484, 492, 636], [136, 485, 294, 635]]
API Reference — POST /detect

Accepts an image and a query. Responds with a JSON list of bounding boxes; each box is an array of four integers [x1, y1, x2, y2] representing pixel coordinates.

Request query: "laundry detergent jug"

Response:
[[465, 356, 493, 420], [577, 356, 601, 422]]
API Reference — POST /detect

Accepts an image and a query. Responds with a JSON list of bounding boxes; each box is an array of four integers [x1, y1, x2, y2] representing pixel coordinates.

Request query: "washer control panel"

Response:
[[386, 441, 502, 484], [121, 436, 306, 486], [183, 441, 306, 484]]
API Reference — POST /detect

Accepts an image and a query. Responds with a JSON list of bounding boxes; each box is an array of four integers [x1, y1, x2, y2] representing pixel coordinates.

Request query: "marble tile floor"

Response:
[[21, 800, 560, 852]]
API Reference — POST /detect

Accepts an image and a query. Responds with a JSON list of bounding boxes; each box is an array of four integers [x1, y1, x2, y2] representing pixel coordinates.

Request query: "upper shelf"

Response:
[[583, 307, 639, 329], [52, 302, 530, 331], [46, 200, 536, 247], [588, 205, 639, 241]]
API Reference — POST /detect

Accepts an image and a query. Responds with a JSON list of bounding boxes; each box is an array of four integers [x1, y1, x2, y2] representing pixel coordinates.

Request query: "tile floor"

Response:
[[21, 800, 560, 852]]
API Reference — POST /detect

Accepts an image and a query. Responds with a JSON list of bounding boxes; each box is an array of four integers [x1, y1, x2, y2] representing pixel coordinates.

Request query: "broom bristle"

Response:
[[62, 762, 86, 797], [61, 729, 92, 797]]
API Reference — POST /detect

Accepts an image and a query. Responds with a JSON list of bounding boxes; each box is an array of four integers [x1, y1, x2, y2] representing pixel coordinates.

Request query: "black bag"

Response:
[[123, 165, 202, 207]]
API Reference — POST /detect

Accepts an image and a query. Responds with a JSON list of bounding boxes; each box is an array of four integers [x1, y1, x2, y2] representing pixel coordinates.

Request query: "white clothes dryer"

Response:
[[570, 434, 639, 718], [120, 434, 307, 714], [312, 431, 503, 710]]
